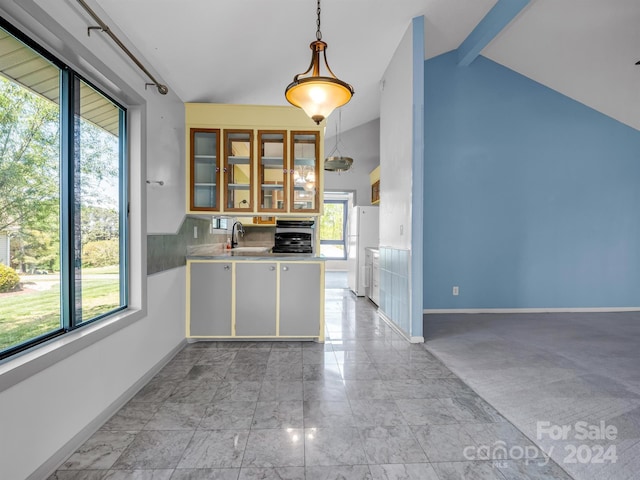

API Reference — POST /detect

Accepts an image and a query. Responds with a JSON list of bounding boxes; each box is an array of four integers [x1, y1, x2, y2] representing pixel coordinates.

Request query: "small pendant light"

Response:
[[324, 109, 353, 172], [285, 0, 355, 125]]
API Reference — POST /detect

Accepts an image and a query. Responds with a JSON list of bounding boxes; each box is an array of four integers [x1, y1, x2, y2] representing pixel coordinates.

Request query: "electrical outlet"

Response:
[[452, 286, 459, 296], [193, 226, 198, 239]]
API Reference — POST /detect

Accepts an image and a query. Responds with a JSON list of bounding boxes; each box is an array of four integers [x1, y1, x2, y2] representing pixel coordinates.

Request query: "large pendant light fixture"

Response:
[[285, 0, 354, 125]]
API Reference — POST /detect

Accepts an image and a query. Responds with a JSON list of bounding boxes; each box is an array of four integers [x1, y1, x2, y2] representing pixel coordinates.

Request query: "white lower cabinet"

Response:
[[188, 262, 232, 336], [371, 252, 380, 306], [187, 259, 324, 340], [235, 262, 277, 336], [279, 262, 321, 336]]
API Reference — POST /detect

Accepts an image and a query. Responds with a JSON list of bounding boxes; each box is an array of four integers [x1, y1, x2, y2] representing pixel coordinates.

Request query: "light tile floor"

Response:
[[50, 278, 571, 479]]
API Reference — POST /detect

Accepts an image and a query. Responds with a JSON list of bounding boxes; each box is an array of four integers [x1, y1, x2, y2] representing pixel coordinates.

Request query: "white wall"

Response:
[[377, 17, 424, 341], [0, 269, 186, 480], [146, 99, 186, 234], [324, 118, 380, 207], [0, 2, 188, 478], [379, 27, 414, 249]]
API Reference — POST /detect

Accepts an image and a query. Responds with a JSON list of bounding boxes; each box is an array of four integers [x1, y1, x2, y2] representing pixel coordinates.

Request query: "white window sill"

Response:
[[0, 308, 145, 394]]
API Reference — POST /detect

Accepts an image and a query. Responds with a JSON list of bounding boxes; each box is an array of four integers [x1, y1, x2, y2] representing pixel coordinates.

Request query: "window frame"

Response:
[[320, 199, 348, 260], [0, 16, 129, 361]]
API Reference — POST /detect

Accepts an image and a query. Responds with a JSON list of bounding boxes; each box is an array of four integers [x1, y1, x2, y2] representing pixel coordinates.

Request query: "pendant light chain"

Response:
[[316, 0, 322, 41]]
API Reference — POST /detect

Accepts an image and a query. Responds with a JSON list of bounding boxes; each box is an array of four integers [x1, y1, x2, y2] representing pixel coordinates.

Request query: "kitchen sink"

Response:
[[231, 246, 271, 253]]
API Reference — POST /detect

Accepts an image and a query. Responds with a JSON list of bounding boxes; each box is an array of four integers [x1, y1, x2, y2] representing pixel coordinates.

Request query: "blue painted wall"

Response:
[[424, 52, 640, 309]]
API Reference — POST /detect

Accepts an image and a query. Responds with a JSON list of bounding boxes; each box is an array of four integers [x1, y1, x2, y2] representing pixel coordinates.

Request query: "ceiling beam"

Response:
[[458, 0, 530, 67]]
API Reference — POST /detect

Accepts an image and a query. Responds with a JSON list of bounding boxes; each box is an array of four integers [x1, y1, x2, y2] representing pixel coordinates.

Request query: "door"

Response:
[[190, 129, 220, 211], [235, 262, 277, 336], [224, 130, 254, 212], [355, 206, 379, 295], [347, 207, 359, 293], [279, 263, 321, 336], [189, 262, 232, 336], [371, 251, 380, 305], [258, 130, 287, 213], [319, 199, 347, 259], [290, 131, 319, 212]]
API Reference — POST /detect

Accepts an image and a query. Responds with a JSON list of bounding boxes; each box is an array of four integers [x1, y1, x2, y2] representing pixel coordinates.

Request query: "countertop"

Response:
[[187, 253, 326, 261], [186, 243, 325, 261]]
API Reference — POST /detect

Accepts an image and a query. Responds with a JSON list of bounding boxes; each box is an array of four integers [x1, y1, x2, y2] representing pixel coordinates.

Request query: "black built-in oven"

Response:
[[273, 220, 314, 253]]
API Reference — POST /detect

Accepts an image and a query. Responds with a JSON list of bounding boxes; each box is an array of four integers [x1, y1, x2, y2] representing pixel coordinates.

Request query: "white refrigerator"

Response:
[[347, 206, 380, 296]]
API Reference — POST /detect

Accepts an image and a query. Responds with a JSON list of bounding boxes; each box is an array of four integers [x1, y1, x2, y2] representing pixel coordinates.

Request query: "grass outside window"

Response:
[[0, 266, 120, 352]]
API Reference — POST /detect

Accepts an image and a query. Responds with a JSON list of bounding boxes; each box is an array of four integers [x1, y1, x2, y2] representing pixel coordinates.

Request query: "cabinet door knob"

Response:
[[269, 266, 276, 271], [282, 266, 289, 271], [224, 265, 230, 270]]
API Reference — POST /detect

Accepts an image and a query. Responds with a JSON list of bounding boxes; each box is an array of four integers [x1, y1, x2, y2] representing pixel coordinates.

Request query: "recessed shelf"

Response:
[[261, 157, 284, 165], [228, 156, 250, 164], [294, 158, 316, 166]]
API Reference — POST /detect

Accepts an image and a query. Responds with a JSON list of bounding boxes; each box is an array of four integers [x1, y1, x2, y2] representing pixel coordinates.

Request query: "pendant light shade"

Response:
[[324, 155, 353, 172], [285, 1, 354, 125]]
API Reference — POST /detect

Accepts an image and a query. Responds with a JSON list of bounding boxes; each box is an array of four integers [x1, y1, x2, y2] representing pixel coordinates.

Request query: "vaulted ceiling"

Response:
[[91, 0, 640, 133]]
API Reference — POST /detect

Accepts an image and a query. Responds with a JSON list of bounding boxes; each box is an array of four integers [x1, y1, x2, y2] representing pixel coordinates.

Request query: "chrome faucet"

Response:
[[231, 221, 244, 248]]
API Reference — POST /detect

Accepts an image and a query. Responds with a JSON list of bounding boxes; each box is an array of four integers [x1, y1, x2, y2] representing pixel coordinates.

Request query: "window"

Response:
[[0, 19, 127, 360], [319, 200, 347, 259]]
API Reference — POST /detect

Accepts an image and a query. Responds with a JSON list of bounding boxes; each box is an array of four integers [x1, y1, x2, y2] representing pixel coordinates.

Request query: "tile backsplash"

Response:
[[147, 216, 226, 275], [239, 226, 276, 245], [147, 218, 276, 275]]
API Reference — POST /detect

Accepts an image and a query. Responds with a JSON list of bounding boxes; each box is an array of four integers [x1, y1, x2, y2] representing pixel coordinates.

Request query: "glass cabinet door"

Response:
[[224, 130, 253, 212], [290, 131, 319, 212], [191, 129, 220, 211], [258, 130, 287, 213]]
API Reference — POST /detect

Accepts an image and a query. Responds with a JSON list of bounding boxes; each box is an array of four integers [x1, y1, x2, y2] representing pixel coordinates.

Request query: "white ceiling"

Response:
[[94, 0, 640, 133]]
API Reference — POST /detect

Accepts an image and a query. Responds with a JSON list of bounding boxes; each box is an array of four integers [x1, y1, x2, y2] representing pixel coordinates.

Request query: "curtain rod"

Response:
[[76, 0, 168, 95]]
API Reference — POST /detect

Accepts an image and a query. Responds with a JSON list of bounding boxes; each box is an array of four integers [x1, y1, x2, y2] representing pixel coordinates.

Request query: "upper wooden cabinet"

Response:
[[291, 131, 320, 213], [258, 130, 287, 214], [186, 104, 324, 216], [224, 130, 254, 212], [190, 128, 220, 211], [370, 165, 380, 205]]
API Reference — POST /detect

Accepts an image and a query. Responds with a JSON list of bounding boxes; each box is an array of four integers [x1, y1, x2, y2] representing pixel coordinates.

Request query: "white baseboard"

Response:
[[30, 339, 188, 480], [424, 307, 640, 314]]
